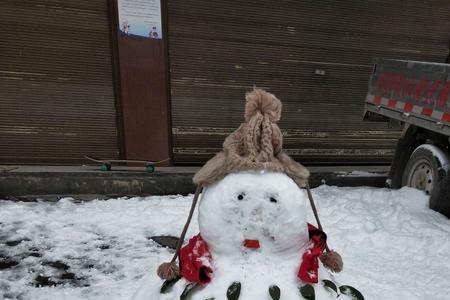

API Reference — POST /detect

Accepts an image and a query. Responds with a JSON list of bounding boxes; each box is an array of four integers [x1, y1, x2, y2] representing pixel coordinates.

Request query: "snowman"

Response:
[[132, 89, 361, 300]]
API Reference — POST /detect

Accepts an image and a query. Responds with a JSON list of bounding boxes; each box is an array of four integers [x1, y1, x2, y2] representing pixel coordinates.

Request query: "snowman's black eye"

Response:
[[270, 197, 277, 203], [237, 194, 244, 200]]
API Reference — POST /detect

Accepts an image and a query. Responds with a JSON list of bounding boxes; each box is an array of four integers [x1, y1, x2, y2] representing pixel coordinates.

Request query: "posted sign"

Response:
[[118, 0, 162, 39]]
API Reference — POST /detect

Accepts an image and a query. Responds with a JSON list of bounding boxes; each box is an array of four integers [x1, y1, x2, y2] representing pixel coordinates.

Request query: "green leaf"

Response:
[[160, 276, 181, 293], [339, 285, 364, 300], [269, 285, 281, 300], [180, 283, 199, 300], [226, 281, 241, 300], [299, 284, 315, 300], [322, 279, 338, 294]]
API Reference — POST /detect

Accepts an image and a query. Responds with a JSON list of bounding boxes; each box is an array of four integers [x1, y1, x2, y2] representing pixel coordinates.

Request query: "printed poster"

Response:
[[118, 0, 162, 39]]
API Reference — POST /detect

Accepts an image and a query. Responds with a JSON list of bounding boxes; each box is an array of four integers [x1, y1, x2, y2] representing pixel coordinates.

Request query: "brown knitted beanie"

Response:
[[193, 88, 310, 186]]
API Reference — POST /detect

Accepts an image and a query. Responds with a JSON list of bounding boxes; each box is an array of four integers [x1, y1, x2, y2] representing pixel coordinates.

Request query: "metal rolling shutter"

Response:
[[167, 0, 450, 164], [0, 0, 119, 164]]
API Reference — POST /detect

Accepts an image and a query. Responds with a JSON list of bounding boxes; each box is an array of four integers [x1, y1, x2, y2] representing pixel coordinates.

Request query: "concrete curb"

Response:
[[0, 166, 389, 200]]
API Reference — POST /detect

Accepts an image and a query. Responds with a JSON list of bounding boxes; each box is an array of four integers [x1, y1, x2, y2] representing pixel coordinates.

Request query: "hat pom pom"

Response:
[[245, 88, 282, 122], [320, 250, 343, 273], [157, 261, 180, 280]]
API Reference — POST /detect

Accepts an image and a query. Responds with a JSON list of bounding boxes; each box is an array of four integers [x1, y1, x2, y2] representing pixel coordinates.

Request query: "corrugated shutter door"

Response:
[[0, 0, 119, 164], [167, 0, 450, 164]]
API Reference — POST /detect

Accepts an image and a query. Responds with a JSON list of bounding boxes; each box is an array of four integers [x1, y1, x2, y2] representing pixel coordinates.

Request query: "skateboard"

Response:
[[84, 155, 167, 173]]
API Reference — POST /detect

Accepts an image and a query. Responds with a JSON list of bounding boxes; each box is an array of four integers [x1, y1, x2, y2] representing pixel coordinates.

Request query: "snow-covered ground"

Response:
[[1, 185, 450, 300]]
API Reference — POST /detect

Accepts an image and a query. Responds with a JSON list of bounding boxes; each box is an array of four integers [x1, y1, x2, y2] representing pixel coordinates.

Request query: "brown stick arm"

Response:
[[170, 184, 203, 263], [305, 181, 331, 253]]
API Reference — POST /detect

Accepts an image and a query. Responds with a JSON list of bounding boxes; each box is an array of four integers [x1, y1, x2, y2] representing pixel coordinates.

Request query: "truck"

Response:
[[364, 58, 450, 217]]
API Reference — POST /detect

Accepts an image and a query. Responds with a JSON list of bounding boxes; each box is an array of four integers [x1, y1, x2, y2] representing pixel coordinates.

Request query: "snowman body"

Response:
[[132, 171, 337, 300]]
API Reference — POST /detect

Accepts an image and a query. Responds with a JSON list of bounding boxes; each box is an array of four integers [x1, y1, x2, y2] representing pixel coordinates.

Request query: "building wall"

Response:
[[167, 0, 450, 165], [1, 0, 449, 165], [0, 0, 172, 165], [0, 0, 121, 164]]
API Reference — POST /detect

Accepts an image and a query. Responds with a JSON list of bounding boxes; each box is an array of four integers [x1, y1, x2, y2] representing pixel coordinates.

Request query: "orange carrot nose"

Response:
[[243, 239, 260, 249]]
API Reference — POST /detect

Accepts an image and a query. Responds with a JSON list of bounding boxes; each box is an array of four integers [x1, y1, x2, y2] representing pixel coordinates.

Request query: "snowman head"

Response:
[[198, 171, 309, 255]]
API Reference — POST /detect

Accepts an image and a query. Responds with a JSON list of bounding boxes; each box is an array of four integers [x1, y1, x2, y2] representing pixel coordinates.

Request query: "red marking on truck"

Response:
[[375, 73, 389, 92], [414, 80, 430, 102], [424, 80, 442, 99], [442, 113, 450, 123], [388, 99, 397, 108], [422, 107, 433, 116], [403, 79, 416, 98], [394, 75, 404, 95], [374, 71, 450, 109], [404, 103, 413, 112], [437, 82, 450, 108]]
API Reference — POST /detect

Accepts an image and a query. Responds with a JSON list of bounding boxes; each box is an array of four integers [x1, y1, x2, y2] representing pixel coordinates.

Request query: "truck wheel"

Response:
[[402, 144, 450, 214]]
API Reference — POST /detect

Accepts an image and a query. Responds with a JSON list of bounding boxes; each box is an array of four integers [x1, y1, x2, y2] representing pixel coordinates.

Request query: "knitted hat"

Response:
[[193, 88, 310, 187]]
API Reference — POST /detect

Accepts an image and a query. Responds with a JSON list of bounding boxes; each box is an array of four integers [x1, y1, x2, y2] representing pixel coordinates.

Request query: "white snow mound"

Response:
[[1, 185, 450, 299]]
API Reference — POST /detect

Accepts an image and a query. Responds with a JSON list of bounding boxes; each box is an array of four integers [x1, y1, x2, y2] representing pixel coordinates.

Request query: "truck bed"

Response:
[[364, 58, 450, 136]]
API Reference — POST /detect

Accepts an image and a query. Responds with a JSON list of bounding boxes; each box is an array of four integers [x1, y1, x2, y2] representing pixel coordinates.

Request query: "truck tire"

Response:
[[402, 144, 450, 216]]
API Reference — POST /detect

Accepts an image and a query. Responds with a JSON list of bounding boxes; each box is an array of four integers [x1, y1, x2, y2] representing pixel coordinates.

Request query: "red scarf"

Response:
[[297, 224, 327, 283], [179, 223, 326, 285], [179, 234, 213, 285]]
